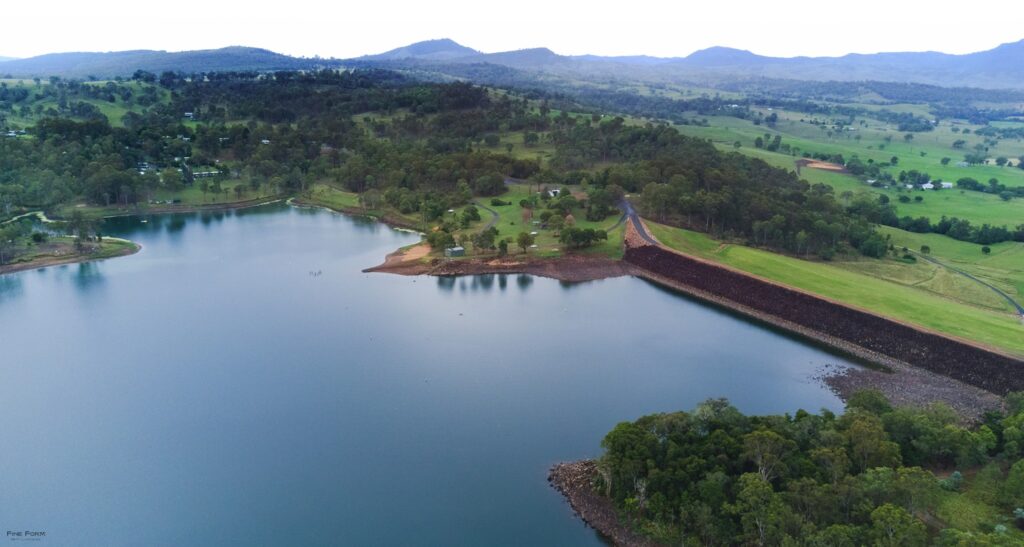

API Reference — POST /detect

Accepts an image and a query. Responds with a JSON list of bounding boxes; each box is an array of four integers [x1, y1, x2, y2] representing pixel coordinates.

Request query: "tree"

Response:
[[847, 390, 893, 415], [66, 210, 94, 251], [982, 246, 991, 254], [869, 504, 926, 547], [453, 180, 472, 205], [728, 473, 790, 547], [516, 231, 534, 253], [845, 414, 901, 472], [0, 225, 18, 265], [1002, 460, 1024, 508], [743, 430, 794, 482], [920, 245, 930, 255]]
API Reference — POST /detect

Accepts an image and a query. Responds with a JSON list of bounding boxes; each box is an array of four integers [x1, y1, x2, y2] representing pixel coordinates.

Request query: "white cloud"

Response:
[[2, 0, 1020, 59]]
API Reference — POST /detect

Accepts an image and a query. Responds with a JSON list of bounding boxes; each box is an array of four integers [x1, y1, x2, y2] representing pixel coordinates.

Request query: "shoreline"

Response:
[[51, 194, 288, 220], [548, 461, 664, 547], [360, 215, 1011, 420], [364, 248, 638, 283], [290, 195, 425, 231], [0, 239, 141, 276]]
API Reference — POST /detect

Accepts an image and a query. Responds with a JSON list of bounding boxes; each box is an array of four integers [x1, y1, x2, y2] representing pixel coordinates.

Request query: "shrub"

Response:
[[940, 471, 964, 492]]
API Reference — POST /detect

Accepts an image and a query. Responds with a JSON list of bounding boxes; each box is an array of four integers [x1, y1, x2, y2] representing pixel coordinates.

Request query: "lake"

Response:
[[0, 203, 856, 546]]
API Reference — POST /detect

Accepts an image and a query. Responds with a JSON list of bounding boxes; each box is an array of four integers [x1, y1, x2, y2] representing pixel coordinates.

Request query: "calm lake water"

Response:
[[0, 203, 856, 546]]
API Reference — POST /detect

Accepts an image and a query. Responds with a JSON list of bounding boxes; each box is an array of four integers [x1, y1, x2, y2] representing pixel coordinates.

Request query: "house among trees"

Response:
[[941, 181, 954, 189], [444, 246, 465, 258], [921, 182, 935, 190]]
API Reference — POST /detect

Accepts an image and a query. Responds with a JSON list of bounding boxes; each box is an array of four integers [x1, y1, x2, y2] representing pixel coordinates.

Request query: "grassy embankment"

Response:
[[645, 220, 1024, 357]]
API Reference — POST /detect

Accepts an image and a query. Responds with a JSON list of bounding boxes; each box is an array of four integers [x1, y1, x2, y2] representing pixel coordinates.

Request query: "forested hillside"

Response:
[[1, 69, 894, 260]]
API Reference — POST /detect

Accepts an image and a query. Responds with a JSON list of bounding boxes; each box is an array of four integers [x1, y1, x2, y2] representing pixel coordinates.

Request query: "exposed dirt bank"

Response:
[[549, 461, 664, 547], [365, 252, 638, 283], [796, 158, 848, 172]]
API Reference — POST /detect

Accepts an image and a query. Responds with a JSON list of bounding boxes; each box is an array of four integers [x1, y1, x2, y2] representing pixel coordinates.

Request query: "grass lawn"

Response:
[[467, 184, 624, 258], [646, 220, 1024, 356], [878, 226, 1024, 299]]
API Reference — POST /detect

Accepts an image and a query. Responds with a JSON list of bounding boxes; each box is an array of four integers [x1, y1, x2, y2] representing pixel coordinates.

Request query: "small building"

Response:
[[444, 246, 465, 258], [546, 189, 561, 197], [905, 184, 915, 189], [183, 112, 194, 119], [866, 179, 877, 185], [260, 139, 271, 145], [921, 183, 935, 190], [956, 161, 970, 168]]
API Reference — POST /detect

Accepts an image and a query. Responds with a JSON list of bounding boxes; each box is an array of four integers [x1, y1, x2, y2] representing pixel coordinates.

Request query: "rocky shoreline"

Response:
[[822, 362, 1003, 422], [548, 461, 665, 547]]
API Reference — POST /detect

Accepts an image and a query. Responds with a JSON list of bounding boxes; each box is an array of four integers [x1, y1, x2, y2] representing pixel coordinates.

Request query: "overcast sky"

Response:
[[4, 0, 1022, 59]]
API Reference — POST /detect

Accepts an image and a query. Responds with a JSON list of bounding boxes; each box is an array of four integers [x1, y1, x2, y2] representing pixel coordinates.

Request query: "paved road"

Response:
[[474, 201, 501, 230], [619, 198, 658, 245], [913, 251, 1024, 318]]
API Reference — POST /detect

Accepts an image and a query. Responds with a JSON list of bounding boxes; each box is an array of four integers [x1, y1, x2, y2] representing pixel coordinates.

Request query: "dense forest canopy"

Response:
[[599, 391, 1024, 546]]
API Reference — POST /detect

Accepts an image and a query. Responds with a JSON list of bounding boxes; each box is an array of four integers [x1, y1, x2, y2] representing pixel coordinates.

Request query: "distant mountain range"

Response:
[[0, 47, 331, 79], [2, 39, 1023, 89], [358, 39, 1024, 89]]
